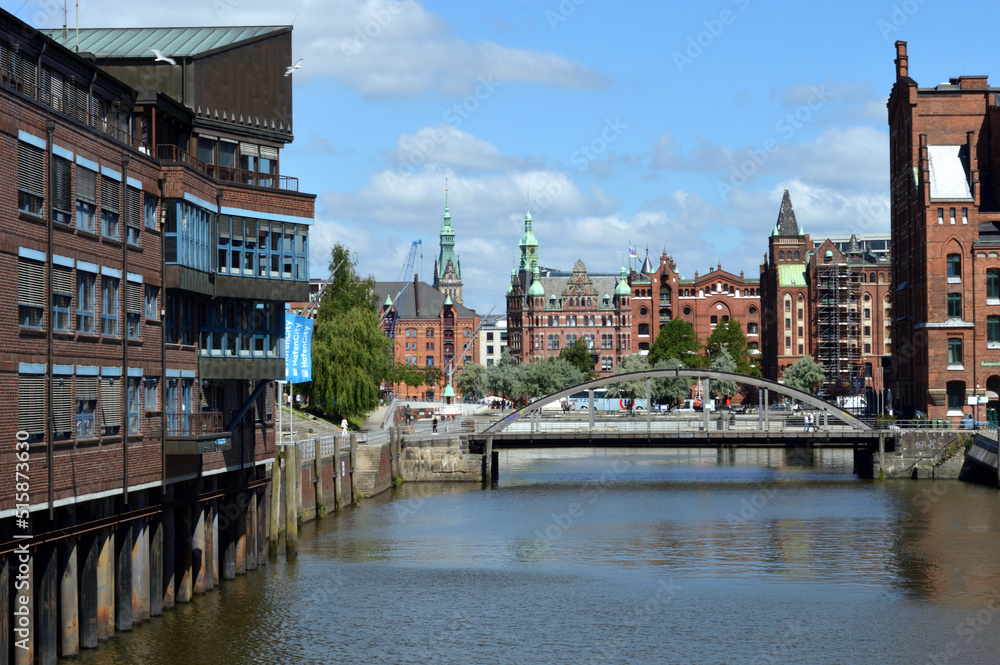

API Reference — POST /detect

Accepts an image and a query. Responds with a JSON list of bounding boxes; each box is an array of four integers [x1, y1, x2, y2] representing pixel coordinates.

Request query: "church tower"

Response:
[[433, 183, 463, 304], [517, 193, 539, 295]]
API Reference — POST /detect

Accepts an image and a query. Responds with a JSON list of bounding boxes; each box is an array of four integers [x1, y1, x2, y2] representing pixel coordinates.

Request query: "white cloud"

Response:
[[62, 0, 605, 99]]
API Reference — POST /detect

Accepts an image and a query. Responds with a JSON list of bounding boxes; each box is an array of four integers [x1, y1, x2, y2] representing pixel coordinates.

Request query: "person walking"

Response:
[[432, 417, 438, 434]]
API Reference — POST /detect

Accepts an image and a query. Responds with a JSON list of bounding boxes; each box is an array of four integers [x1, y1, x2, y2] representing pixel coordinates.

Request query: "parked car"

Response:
[[768, 402, 789, 411]]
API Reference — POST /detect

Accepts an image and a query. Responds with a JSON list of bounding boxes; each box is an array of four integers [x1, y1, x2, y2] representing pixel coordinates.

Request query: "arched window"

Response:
[[794, 251, 799, 260], [779, 251, 785, 260]]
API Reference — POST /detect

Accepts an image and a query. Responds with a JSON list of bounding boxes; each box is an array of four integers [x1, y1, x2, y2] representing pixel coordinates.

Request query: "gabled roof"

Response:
[[41, 26, 288, 59], [774, 189, 800, 236], [374, 281, 478, 320]]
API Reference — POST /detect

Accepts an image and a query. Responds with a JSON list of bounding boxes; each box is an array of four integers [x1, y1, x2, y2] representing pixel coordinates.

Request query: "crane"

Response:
[[381, 240, 422, 338]]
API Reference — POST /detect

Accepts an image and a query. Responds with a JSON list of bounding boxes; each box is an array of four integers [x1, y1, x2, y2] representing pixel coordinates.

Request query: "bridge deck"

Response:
[[469, 429, 877, 451]]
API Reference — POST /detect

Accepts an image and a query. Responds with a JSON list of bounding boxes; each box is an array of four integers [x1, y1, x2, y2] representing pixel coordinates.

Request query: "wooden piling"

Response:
[[96, 527, 114, 641], [333, 436, 343, 511], [59, 537, 79, 657], [150, 514, 163, 618], [37, 543, 58, 665], [484, 436, 493, 483], [268, 453, 282, 559], [314, 438, 325, 515], [175, 506, 192, 604], [114, 523, 133, 632], [349, 434, 358, 506], [284, 443, 299, 558]]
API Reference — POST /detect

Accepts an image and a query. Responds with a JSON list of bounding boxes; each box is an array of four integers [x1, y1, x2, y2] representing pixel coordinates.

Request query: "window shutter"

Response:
[[76, 376, 97, 400], [52, 376, 73, 435], [126, 186, 141, 228], [100, 377, 121, 428], [239, 142, 259, 157], [18, 258, 44, 308], [219, 216, 230, 239], [126, 281, 142, 314], [100, 174, 119, 212], [69, 82, 87, 122], [259, 146, 278, 160], [52, 264, 73, 295], [18, 142, 44, 198], [53, 156, 72, 213], [77, 166, 96, 203], [244, 218, 257, 238], [18, 375, 45, 435], [15, 49, 35, 87], [231, 217, 244, 241]]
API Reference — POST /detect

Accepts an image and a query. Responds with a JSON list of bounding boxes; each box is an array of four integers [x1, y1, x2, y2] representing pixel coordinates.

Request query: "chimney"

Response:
[[413, 274, 419, 317], [895, 41, 908, 79]]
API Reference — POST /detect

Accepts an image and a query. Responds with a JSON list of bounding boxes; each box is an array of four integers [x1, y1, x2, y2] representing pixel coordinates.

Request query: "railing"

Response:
[[150, 411, 224, 437], [156, 145, 300, 192]]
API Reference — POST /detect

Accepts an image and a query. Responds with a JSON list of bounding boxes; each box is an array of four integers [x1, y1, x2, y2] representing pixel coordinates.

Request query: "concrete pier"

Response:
[[78, 531, 98, 648], [161, 508, 175, 611], [114, 524, 132, 632], [59, 537, 79, 657], [150, 514, 163, 618], [175, 506, 192, 604], [96, 528, 114, 641], [37, 543, 57, 665]]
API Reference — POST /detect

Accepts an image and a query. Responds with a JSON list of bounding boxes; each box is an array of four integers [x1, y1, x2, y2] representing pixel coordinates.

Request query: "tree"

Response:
[[649, 318, 705, 368], [658, 357, 696, 405], [388, 361, 425, 391], [782, 356, 826, 395], [310, 244, 392, 420], [710, 350, 739, 399], [705, 318, 752, 374], [560, 337, 596, 378], [605, 355, 693, 407], [423, 366, 444, 397], [484, 350, 521, 401], [455, 362, 488, 399], [519, 358, 583, 399]]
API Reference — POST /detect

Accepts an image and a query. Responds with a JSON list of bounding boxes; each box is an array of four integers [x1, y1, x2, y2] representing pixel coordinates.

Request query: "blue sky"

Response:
[[9, 0, 1000, 314]]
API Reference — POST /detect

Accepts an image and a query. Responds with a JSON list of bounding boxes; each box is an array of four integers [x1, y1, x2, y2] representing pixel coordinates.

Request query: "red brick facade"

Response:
[[888, 41, 1000, 419]]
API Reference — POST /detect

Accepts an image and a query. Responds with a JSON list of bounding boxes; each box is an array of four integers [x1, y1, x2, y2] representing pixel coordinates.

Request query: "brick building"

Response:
[[378, 276, 480, 400], [1, 11, 311, 659], [888, 41, 1000, 419], [760, 190, 892, 399]]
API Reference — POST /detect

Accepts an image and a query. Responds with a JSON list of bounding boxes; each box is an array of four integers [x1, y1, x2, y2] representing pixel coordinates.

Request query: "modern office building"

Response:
[[1, 11, 312, 659]]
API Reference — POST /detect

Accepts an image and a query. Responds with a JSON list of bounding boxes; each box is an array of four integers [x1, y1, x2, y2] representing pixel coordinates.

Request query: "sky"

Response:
[[7, 0, 1000, 315]]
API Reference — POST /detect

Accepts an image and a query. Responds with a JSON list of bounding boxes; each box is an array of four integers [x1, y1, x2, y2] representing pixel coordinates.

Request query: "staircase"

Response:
[[353, 444, 389, 497]]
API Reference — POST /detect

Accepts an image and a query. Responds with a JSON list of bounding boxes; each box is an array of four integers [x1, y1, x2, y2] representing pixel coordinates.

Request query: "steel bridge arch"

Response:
[[482, 369, 873, 434]]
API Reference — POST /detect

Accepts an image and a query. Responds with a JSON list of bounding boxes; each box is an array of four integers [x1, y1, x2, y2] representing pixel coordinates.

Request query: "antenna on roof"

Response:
[[62, 0, 66, 38]]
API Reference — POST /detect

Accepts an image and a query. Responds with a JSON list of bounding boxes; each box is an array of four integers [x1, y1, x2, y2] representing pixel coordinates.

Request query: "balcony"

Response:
[[156, 145, 299, 192], [150, 411, 233, 455]]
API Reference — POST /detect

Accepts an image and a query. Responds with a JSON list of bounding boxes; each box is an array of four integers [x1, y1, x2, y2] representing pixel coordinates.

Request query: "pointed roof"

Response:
[[615, 263, 631, 296], [640, 249, 654, 275], [528, 266, 545, 296], [383, 294, 393, 307], [846, 233, 862, 255], [775, 189, 800, 236]]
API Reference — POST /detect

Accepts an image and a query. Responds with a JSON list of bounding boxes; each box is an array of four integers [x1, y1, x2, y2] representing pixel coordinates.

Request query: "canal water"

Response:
[[66, 448, 1000, 664]]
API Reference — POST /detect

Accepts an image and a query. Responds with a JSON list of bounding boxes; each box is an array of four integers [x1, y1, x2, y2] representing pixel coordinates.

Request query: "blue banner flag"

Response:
[[297, 316, 314, 382], [285, 313, 314, 383]]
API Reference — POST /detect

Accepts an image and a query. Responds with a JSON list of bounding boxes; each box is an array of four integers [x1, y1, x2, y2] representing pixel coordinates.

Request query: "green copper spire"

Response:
[[615, 262, 630, 296], [528, 265, 545, 296], [436, 180, 459, 280], [384, 294, 393, 307], [518, 189, 538, 272]]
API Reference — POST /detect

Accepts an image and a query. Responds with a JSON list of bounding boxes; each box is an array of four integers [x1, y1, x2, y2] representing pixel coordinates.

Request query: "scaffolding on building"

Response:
[[815, 256, 862, 393]]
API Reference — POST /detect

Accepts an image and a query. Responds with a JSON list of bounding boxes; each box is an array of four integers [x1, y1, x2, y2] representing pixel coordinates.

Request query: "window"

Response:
[[794, 251, 799, 260], [864, 343, 871, 353], [144, 285, 159, 319], [785, 300, 791, 312], [52, 156, 72, 224], [683, 307, 691, 316], [426, 356, 434, 366], [426, 329, 434, 337], [798, 343, 804, 354], [77, 270, 96, 333], [584, 334, 595, 349], [74, 374, 96, 438], [602, 357, 612, 371], [748, 306, 757, 316], [486, 332, 494, 341], [99, 376, 121, 435], [17, 141, 44, 216], [785, 317, 791, 329], [947, 293, 962, 319], [949, 207, 956, 225], [548, 334, 560, 350], [747, 322, 758, 334], [937, 208, 943, 224], [144, 377, 159, 411], [426, 342, 434, 350], [989, 316, 1000, 348], [126, 279, 142, 339], [101, 276, 119, 337], [797, 326, 803, 337], [779, 251, 784, 260], [638, 323, 650, 335], [863, 325, 871, 336], [863, 308, 871, 319], [946, 381, 965, 413], [144, 194, 158, 229], [76, 169, 97, 232], [18, 256, 44, 329], [52, 264, 73, 332], [100, 175, 120, 240], [711, 315, 718, 324], [18, 372, 44, 441], [785, 336, 791, 348], [125, 186, 142, 246], [127, 378, 141, 434], [487, 345, 494, 355], [947, 254, 961, 279], [948, 338, 963, 367], [602, 333, 613, 349], [988, 270, 1000, 301], [962, 207, 969, 225]]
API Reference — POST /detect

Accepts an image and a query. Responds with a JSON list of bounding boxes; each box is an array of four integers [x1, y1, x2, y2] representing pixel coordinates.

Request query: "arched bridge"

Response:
[[482, 369, 874, 435]]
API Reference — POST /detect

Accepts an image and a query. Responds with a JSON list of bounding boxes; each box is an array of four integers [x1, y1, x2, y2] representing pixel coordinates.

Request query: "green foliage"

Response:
[[455, 362, 488, 399], [423, 366, 443, 391], [484, 349, 522, 400], [310, 244, 393, 421], [649, 318, 706, 368], [605, 355, 693, 406], [709, 350, 739, 398], [705, 318, 753, 374], [781, 355, 826, 395], [388, 361, 425, 389], [657, 357, 696, 404], [519, 358, 584, 399], [560, 337, 596, 378]]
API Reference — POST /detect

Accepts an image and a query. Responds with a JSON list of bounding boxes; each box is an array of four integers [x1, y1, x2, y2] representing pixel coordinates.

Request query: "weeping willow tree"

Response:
[[309, 244, 393, 420]]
